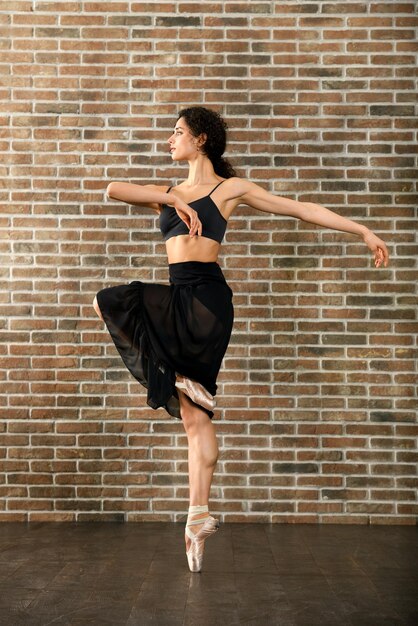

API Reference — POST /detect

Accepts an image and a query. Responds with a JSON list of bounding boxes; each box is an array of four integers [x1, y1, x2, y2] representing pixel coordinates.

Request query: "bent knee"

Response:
[[93, 295, 104, 321]]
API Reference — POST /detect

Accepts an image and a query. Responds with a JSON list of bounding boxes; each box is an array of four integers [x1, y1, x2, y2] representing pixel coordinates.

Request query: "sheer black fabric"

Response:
[[96, 261, 234, 420]]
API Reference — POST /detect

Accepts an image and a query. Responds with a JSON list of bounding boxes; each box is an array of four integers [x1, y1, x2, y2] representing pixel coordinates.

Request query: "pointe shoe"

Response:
[[175, 374, 216, 412], [185, 515, 220, 572]]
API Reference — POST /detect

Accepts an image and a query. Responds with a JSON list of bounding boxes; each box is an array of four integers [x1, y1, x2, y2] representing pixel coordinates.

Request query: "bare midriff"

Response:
[[165, 234, 221, 264]]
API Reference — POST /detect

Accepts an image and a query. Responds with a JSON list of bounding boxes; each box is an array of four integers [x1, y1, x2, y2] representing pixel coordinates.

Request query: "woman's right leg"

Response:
[[93, 295, 104, 322]]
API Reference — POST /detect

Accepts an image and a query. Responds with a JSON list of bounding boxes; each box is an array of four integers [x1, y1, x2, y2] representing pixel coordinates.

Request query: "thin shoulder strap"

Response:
[[209, 179, 226, 196], [160, 184, 172, 208]]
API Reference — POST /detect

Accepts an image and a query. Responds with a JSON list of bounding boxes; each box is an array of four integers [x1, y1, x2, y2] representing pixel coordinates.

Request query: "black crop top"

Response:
[[159, 180, 227, 244]]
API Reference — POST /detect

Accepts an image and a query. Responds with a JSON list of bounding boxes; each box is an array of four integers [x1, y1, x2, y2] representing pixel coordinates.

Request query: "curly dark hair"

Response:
[[177, 106, 237, 179]]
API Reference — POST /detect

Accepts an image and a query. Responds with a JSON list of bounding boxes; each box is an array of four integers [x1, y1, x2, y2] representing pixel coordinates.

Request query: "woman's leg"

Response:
[[177, 387, 219, 550], [93, 295, 104, 322]]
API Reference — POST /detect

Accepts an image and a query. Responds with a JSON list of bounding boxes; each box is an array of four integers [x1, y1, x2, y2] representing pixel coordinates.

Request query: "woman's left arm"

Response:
[[231, 179, 389, 268]]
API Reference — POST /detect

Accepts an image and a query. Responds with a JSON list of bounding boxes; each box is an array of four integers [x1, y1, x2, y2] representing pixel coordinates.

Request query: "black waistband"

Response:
[[168, 261, 226, 285]]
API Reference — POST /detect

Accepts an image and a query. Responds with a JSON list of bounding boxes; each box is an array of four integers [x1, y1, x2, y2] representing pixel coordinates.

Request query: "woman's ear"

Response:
[[198, 133, 207, 149]]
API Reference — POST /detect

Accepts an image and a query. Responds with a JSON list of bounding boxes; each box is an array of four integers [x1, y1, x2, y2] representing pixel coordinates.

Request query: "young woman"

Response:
[[93, 106, 389, 573]]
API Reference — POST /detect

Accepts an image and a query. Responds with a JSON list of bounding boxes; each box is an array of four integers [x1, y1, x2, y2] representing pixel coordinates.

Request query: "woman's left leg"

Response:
[[178, 387, 219, 503], [177, 388, 219, 552]]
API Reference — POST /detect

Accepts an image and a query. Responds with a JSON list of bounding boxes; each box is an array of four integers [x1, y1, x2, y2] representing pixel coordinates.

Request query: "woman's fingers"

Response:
[[190, 211, 197, 235], [174, 202, 202, 237], [382, 243, 389, 267], [193, 216, 202, 237], [186, 209, 201, 237], [190, 219, 202, 237], [375, 241, 389, 267], [376, 247, 388, 268], [363, 231, 389, 268]]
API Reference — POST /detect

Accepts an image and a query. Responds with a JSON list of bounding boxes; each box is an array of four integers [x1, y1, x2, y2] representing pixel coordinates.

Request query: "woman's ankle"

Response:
[[188, 504, 208, 511], [187, 504, 209, 528]]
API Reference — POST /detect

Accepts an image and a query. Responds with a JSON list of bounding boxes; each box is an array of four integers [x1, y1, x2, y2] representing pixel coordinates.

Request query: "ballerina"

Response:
[[93, 106, 389, 572]]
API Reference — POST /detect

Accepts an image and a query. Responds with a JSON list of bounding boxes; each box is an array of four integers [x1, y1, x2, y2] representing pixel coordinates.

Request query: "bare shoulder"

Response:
[[217, 177, 256, 218], [144, 183, 171, 192], [143, 183, 172, 213], [222, 176, 252, 195]]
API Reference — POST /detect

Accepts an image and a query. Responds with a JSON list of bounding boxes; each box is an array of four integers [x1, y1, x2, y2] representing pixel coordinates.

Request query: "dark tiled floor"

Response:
[[0, 522, 416, 625]]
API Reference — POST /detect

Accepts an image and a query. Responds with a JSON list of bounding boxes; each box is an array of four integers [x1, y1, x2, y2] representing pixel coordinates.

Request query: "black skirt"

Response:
[[96, 261, 234, 420]]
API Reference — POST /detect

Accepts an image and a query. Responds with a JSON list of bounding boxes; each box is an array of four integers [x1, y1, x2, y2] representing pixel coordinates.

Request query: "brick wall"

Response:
[[1, 1, 416, 524]]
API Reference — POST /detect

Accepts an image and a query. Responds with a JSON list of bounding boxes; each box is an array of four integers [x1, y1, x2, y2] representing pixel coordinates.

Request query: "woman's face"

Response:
[[167, 118, 203, 161]]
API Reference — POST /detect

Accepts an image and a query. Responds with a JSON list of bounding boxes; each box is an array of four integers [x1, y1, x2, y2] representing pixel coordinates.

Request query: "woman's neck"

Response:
[[185, 155, 218, 187]]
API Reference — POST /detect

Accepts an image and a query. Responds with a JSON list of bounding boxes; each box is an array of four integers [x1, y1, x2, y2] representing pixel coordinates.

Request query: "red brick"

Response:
[[1, 1, 415, 525]]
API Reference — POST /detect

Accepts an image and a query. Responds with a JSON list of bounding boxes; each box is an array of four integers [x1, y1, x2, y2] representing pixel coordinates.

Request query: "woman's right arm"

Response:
[[106, 182, 174, 213], [107, 182, 203, 236]]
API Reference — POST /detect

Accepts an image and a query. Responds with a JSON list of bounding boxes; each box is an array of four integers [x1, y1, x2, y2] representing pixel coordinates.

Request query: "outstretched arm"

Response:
[[230, 178, 389, 268]]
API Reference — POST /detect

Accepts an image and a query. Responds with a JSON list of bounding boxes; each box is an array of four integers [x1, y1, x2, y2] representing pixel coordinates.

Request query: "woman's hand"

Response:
[[362, 229, 389, 268], [171, 197, 202, 237]]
